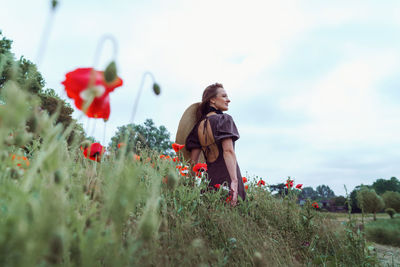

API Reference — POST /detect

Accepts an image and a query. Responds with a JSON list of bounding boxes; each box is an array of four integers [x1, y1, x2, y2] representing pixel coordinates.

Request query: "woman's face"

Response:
[[210, 87, 230, 111]]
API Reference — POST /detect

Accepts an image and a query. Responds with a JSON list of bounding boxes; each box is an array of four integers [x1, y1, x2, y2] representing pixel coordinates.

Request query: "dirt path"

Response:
[[373, 243, 400, 266], [327, 213, 400, 266]]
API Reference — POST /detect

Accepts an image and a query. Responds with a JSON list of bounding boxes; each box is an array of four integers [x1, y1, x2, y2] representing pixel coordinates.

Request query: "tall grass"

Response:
[[0, 81, 380, 266], [365, 218, 400, 247]]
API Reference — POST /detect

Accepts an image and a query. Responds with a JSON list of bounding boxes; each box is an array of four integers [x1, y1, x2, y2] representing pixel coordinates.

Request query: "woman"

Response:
[[185, 83, 245, 206]]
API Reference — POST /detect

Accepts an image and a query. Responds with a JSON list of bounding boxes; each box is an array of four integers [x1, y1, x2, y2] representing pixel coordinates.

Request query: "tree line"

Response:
[[0, 31, 87, 145]]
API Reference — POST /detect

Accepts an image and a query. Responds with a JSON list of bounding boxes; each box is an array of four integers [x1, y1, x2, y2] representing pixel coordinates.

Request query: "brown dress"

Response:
[[185, 113, 246, 200]]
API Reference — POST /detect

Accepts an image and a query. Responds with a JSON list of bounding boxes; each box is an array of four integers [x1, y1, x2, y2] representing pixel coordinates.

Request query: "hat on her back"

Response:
[[175, 102, 205, 162]]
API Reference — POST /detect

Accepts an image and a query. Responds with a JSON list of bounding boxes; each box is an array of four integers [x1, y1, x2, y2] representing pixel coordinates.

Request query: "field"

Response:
[[327, 212, 397, 223], [0, 83, 379, 266], [0, 45, 394, 266], [328, 212, 400, 266]]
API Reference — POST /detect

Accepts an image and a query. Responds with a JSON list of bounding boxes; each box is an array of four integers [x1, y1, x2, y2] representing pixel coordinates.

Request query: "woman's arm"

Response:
[[189, 148, 202, 176], [190, 148, 201, 165], [222, 138, 238, 206]]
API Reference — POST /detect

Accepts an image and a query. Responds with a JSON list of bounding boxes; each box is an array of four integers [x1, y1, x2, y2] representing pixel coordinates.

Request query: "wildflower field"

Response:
[[0, 81, 382, 266], [0, 2, 390, 265]]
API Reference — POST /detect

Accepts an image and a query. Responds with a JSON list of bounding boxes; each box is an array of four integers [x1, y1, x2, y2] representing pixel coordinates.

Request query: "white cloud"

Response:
[[284, 49, 400, 147]]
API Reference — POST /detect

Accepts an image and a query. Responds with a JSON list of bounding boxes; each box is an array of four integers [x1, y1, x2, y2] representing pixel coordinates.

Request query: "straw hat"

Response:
[[175, 102, 205, 162]]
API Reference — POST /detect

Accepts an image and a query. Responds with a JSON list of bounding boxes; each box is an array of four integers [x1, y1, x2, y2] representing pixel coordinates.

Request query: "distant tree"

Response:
[[109, 119, 172, 154], [349, 185, 371, 213], [332, 196, 346, 207], [0, 30, 12, 53], [39, 88, 74, 127], [385, 208, 396, 219], [372, 177, 400, 195], [0, 31, 14, 89], [382, 191, 400, 212], [299, 186, 318, 200], [316, 185, 335, 199], [357, 188, 385, 221], [0, 31, 85, 145]]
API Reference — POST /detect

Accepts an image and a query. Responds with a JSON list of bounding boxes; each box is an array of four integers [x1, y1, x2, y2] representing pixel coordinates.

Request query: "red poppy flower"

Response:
[[242, 177, 247, 183], [245, 185, 249, 190], [83, 143, 105, 162], [176, 165, 182, 170], [285, 180, 294, 189], [172, 157, 180, 162], [179, 166, 189, 176], [11, 154, 30, 169], [172, 143, 185, 153], [257, 179, 265, 186], [312, 202, 319, 209], [226, 195, 232, 203], [214, 184, 221, 189], [159, 155, 165, 159], [62, 68, 123, 120], [193, 163, 207, 173], [295, 184, 303, 189], [117, 143, 126, 149]]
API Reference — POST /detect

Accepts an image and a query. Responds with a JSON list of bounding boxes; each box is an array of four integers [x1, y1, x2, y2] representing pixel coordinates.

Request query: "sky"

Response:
[[1, 0, 400, 195]]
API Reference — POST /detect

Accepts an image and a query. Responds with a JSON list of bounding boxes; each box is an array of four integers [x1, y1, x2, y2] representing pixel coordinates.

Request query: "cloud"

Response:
[[2, 0, 400, 195]]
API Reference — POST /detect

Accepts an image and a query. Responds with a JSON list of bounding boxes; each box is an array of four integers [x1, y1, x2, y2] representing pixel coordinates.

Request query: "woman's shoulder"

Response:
[[209, 113, 237, 128], [210, 113, 240, 141], [208, 113, 234, 122]]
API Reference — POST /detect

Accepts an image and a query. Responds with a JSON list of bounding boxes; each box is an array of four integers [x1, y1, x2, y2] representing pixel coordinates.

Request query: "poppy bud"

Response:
[[104, 61, 118, 84], [51, 0, 58, 10], [153, 83, 161, 95], [54, 170, 62, 184], [80, 140, 91, 149]]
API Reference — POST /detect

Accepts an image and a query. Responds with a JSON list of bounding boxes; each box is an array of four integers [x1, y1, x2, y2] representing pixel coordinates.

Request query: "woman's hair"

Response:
[[196, 83, 223, 123]]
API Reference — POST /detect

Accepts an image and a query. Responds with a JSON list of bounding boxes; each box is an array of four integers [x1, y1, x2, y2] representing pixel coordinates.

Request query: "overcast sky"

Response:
[[2, 0, 400, 195]]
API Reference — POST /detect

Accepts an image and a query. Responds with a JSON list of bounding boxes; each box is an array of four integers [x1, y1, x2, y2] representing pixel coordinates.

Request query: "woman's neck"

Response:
[[206, 105, 223, 115]]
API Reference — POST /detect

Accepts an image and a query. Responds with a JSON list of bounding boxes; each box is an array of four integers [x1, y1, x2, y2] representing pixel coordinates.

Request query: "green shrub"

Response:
[[365, 218, 400, 247], [382, 191, 400, 212], [385, 208, 396, 219], [357, 187, 385, 221]]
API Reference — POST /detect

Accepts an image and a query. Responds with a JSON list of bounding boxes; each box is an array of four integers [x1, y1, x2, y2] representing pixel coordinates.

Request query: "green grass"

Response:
[[365, 218, 400, 247], [0, 81, 381, 266]]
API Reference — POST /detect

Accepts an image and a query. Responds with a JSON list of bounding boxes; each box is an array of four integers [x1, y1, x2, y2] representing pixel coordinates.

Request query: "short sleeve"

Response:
[[215, 114, 240, 143], [185, 124, 201, 151]]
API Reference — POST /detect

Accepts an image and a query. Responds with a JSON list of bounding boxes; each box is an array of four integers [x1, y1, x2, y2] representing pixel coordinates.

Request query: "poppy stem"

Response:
[[130, 71, 156, 123], [93, 34, 118, 69], [103, 121, 107, 146], [85, 117, 91, 138], [91, 118, 97, 137], [36, 1, 58, 67]]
